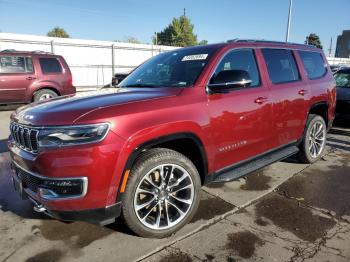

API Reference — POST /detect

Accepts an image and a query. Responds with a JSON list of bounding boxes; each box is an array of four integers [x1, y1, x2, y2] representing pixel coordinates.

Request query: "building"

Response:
[[0, 33, 177, 89], [335, 30, 350, 58]]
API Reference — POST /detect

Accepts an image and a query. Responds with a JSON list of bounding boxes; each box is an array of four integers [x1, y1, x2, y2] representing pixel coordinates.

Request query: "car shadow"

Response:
[[333, 119, 350, 129], [328, 137, 350, 146], [329, 128, 350, 137], [0, 175, 47, 220], [0, 152, 47, 220], [0, 139, 8, 153], [326, 142, 350, 153], [0, 104, 23, 111]]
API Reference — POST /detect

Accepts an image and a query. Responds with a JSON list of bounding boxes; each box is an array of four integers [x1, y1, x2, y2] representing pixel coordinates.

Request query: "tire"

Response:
[[298, 114, 327, 164], [33, 89, 58, 102], [121, 148, 201, 238]]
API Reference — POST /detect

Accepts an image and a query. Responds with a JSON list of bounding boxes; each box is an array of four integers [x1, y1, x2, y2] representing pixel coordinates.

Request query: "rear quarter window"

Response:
[[262, 49, 300, 84], [39, 58, 62, 74], [298, 51, 327, 80]]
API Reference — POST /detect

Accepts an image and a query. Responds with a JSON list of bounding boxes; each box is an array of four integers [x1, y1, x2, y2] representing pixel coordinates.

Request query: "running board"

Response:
[[209, 145, 299, 183]]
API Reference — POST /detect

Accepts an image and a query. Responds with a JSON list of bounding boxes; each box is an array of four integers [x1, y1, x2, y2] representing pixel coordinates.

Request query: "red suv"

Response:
[[0, 50, 75, 104], [8, 40, 336, 238]]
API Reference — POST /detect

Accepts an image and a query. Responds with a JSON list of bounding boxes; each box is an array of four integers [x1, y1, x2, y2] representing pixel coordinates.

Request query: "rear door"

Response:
[[207, 48, 274, 170], [261, 48, 310, 147], [0, 55, 36, 103]]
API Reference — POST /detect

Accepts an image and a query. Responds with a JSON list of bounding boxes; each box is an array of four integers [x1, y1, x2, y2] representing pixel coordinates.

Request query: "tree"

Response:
[[47, 27, 70, 38], [155, 15, 197, 47], [305, 33, 322, 49], [198, 40, 208, 45], [124, 36, 141, 44]]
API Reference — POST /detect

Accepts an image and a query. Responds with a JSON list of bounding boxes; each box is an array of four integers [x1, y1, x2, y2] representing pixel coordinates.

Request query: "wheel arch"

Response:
[[122, 132, 208, 187], [308, 101, 329, 127], [32, 86, 61, 101]]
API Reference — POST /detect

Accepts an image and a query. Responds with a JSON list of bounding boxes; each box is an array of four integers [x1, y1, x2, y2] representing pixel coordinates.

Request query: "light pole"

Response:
[[285, 0, 293, 42]]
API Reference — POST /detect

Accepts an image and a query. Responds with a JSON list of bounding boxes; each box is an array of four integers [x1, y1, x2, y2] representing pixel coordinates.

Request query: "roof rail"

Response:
[[227, 38, 315, 48], [0, 49, 17, 52]]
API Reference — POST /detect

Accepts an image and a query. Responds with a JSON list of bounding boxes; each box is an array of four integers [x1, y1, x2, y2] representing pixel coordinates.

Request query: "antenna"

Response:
[[183, 8, 186, 17]]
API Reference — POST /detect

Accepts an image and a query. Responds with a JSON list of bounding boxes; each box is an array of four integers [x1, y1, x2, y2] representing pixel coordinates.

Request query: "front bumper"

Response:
[[7, 128, 127, 224], [27, 193, 121, 226], [10, 159, 122, 225]]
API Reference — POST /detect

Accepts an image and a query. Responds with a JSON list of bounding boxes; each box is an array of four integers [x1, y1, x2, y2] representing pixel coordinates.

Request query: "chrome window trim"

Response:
[[206, 47, 262, 92]]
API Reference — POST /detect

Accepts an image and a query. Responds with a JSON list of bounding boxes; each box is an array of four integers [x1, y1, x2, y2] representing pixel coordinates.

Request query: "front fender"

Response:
[[106, 121, 211, 205]]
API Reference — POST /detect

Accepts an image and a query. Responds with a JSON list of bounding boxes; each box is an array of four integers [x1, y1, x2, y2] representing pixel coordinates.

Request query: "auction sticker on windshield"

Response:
[[182, 54, 208, 61]]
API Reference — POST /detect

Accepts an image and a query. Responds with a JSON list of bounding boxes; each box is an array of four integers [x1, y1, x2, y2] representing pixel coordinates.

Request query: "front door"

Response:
[[0, 55, 35, 103], [207, 48, 273, 171]]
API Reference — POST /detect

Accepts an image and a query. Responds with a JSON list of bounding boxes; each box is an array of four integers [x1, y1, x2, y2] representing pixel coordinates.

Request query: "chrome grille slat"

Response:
[[10, 122, 39, 154], [19, 126, 25, 148], [24, 128, 31, 149]]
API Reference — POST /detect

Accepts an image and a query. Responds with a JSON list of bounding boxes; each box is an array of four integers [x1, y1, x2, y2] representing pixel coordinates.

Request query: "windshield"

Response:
[[119, 46, 218, 88], [335, 71, 350, 88]]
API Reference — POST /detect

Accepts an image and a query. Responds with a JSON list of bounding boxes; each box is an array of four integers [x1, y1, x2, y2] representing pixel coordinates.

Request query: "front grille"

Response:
[[16, 166, 42, 193], [10, 122, 39, 153]]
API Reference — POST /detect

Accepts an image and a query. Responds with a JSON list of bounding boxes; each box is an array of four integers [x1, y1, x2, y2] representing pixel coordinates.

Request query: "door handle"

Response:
[[254, 97, 268, 105], [26, 76, 36, 80], [298, 89, 308, 96]]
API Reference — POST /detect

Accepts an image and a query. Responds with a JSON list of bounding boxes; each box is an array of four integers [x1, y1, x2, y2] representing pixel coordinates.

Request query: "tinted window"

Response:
[[0, 56, 33, 73], [212, 49, 260, 87], [25, 57, 34, 72], [262, 49, 300, 84], [39, 58, 62, 73], [334, 71, 350, 88], [298, 51, 327, 79], [120, 46, 218, 88]]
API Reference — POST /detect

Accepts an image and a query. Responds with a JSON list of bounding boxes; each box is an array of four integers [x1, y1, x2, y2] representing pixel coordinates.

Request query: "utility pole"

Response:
[[328, 37, 333, 57], [183, 8, 186, 17], [154, 32, 158, 46], [285, 0, 292, 42]]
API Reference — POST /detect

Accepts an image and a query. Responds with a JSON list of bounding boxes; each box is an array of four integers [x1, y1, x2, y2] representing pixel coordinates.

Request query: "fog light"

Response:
[[39, 178, 87, 199]]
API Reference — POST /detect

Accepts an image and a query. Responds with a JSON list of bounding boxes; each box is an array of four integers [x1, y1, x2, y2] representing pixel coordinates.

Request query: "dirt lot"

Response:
[[0, 109, 350, 262]]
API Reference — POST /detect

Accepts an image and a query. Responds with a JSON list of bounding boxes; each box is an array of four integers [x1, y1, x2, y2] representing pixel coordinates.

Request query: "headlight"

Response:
[[38, 123, 110, 148]]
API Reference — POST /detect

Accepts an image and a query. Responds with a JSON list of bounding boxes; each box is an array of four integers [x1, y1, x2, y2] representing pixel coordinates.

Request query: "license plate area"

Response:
[[12, 174, 28, 200]]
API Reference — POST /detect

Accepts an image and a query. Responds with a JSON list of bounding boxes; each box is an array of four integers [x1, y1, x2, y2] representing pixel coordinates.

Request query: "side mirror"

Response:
[[207, 70, 252, 94]]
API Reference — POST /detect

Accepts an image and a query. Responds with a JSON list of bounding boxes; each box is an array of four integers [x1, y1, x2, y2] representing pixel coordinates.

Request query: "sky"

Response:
[[0, 0, 349, 55]]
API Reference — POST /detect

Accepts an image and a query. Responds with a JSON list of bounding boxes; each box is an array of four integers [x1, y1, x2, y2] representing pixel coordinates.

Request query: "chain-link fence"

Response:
[[0, 33, 177, 90]]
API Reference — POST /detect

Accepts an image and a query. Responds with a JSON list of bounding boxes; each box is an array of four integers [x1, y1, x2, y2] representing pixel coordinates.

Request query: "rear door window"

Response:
[[262, 49, 300, 84], [39, 58, 62, 74], [0, 56, 33, 73], [298, 51, 327, 79]]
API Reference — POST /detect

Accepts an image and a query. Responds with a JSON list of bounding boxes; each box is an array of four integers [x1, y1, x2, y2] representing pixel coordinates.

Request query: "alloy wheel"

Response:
[[308, 121, 326, 158], [39, 93, 53, 101], [133, 164, 194, 230]]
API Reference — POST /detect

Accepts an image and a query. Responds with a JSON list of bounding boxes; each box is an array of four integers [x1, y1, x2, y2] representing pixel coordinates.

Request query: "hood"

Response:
[[336, 87, 350, 101], [12, 88, 182, 126]]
